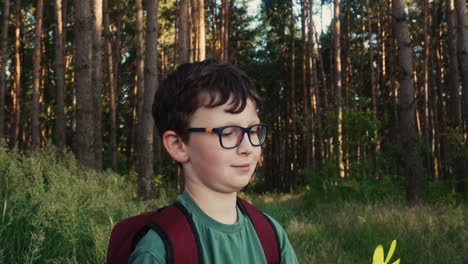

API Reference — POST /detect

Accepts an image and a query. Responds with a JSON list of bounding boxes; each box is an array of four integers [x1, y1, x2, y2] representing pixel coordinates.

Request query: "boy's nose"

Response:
[[236, 133, 254, 155]]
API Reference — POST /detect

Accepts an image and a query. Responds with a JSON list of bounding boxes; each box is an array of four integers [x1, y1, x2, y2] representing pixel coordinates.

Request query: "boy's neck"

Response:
[[184, 185, 239, 225]]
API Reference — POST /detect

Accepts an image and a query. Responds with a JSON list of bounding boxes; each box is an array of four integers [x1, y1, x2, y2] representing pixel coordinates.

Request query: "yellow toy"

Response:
[[372, 240, 401, 264]]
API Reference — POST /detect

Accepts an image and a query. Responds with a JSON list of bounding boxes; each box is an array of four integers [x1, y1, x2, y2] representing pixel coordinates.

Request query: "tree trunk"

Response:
[[191, 0, 198, 61], [74, 0, 96, 169], [289, 2, 297, 187], [300, 0, 310, 168], [103, 0, 117, 171], [221, 0, 229, 61], [138, 0, 159, 200], [446, 0, 462, 128], [308, 0, 321, 168], [178, 0, 189, 64], [10, 0, 21, 149], [198, 0, 205, 60], [455, 0, 468, 134], [333, 0, 345, 178], [54, 0, 66, 155], [392, 0, 423, 204], [0, 0, 10, 140], [91, 0, 103, 170], [135, 0, 145, 150], [366, 0, 379, 154], [31, 0, 44, 149], [423, 0, 431, 139]]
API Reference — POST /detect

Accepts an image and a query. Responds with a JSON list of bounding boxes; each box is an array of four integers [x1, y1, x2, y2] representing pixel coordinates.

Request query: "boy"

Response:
[[130, 59, 298, 263]]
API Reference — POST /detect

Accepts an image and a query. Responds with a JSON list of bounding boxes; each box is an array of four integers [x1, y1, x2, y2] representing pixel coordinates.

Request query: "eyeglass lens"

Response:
[[220, 125, 266, 148]]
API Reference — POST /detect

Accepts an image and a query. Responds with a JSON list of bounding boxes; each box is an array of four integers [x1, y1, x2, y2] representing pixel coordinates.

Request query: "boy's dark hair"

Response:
[[152, 59, 262, 142]]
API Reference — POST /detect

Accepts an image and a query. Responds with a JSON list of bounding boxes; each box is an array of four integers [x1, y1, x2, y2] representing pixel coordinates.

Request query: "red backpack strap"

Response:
[[237, 197, 281, 264], [148, 201, 203, 264]]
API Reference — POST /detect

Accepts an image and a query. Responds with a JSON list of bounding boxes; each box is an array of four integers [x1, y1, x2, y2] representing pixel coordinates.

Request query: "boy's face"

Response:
[[182, 97, 262, 194]]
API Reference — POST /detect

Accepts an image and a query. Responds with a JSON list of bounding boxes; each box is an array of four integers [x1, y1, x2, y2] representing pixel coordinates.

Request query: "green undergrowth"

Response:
[[0, 143, 171, 263], [245, 192, 467, 264], [1, 143, 466, 263]]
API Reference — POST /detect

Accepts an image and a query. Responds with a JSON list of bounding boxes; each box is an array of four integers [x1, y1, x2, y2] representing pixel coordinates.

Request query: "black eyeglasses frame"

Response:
[[182, 123, 269, 149]]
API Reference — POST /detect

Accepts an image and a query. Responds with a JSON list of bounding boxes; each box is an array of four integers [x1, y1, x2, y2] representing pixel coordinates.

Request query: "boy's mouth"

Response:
[[231, 164, 251, 171]]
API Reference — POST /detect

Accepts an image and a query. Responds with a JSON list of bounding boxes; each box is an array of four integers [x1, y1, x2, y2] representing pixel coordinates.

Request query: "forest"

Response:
[[0, 0, 467, 263]]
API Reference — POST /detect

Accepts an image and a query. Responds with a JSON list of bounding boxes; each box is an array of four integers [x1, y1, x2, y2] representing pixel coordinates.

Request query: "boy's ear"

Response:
[[162, 131, 189, 163]]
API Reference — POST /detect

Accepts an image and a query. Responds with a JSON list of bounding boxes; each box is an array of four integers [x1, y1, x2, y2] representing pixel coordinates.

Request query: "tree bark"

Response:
[[10, 0, 21, 149], [366, 0, 379, 154], [392, 0, 423, 204], [333, 0, 345, 178], [74, 0, 95, 169], [221, 0, 229, 61], [0, 0, 10, 140], [54, 0, 66, 155], [138, 0, 159, 200], [308, 0, 321, 168], [91, 0, 103, 170], [32, 0, 43, 150], [103, 0, 117, 171], [446, 0, 462, 128], [454, 0, 468, 134], [135, 0, 145, 146], [198, 0, 205, 60], [178, 0, 189, 64], [191, 0, 198, 61], [300, 0, 311, 168]]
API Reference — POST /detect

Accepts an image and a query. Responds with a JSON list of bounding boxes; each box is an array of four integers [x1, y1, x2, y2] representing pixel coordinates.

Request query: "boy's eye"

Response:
[[249, 130, 258, 135], [221, 127, 237, 137]]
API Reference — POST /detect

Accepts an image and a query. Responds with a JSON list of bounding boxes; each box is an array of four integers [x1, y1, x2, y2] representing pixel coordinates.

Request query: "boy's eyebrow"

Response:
[[208, 120, 262, 128]]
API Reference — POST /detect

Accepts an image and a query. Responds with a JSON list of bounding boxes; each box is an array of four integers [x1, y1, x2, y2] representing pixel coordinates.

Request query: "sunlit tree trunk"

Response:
[[221, 0, 229, 61], [0, 0, 10, 140], [135, 0, 145, 147], [423, 0, 431, 140], [178, 0, 189, 64], [198, 0, 205, 60], [422, 0, 434, 175], [138, 0, 159, 200], [54, 0, 66, 155], [103, 0, 117, 171], [333, 0, 345, 178], [31, 0, 44, 149], [74, 0, 96, 169], [91, 0, 103, 170], [392, 0, 423, 204], [191, 0, 198, 61], [10, 0, 21, 149]]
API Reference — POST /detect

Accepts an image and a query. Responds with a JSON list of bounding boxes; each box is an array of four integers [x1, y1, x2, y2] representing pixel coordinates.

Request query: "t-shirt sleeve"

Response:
[[129, 230, 166, 264], [264, 214, 299, 264]]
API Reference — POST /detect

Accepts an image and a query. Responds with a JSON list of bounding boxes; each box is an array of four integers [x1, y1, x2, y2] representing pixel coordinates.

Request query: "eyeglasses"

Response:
[[183, 124, 268, 149]]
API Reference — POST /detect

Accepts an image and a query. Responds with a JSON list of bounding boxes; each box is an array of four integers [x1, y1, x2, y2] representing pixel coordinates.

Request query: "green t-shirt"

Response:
[[129, 192, 298, 264]]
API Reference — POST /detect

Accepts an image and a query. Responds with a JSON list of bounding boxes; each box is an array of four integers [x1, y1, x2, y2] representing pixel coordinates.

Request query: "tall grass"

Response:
[[0, 143, 170, 263], [248, 193, 467, 264], [1, 143, 466, 263]]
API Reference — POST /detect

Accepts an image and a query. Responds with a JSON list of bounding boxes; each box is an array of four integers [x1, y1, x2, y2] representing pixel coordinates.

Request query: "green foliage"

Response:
[[0, 142, 169, 263], [302, 159, 405, 208], [253, 193, 466, 264]]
